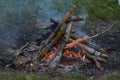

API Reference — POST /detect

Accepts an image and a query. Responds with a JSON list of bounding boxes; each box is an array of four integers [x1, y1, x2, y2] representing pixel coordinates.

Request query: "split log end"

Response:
[[100, 53, 109, 58], [72, 5, 77, 9]]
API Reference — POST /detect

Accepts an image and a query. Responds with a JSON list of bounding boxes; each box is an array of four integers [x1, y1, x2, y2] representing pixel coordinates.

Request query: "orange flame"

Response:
[[44, 45, 86, 66], [64, 49, 69, 54], [45, 52, 55, 58]]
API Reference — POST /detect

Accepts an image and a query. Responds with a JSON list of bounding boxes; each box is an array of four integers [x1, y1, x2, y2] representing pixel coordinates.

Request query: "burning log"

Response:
[[66, 36, 89, 48], [49, 22, 73, 69]]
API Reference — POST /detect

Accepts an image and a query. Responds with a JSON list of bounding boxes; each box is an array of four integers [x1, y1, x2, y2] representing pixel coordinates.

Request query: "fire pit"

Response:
[[4, 5, 109, 74]]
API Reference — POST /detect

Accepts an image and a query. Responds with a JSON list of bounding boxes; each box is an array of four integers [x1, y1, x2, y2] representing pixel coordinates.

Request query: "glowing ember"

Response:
[[45, 52, 55, 58], [43, 45, 87, 66], [45, 47, 58, 59], [30, 63, 34, 67], [81, 55, 86, 61]]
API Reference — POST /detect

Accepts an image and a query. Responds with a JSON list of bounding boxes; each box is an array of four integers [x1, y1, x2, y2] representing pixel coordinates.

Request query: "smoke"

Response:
[[74, 6, 88, 37], [36, 0, 73, 23], [0, 0, 88, 49]]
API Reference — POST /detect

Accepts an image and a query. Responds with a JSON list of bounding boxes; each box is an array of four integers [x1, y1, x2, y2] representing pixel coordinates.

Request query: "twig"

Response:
[[13, 42, 29, 56], [90, 21, 120, 39]]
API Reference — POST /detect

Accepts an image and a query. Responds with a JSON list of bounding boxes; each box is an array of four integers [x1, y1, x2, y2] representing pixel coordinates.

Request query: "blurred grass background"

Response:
[[0, 0, 120, 29], [87, 0, 120, 19], [72, 0, 120, 19], [0, 71, 120, 80]]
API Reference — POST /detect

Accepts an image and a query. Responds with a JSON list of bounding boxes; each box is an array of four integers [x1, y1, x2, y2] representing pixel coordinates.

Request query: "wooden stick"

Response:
[[93, 59, 101, 69], [49, 22, 73, 69], [13, 42, 29, 56], [79, 43, 108, 58], [61, 5, 76, 23], [89, 21, 120, 39], [84, 51, 101, 69], [66, 36, 89, 48], [50, 16, 84, 24]]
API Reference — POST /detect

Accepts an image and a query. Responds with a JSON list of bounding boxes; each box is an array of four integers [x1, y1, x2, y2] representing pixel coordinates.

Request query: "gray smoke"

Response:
[[74, 6, 88, 37], [0, 0, 88, 49]]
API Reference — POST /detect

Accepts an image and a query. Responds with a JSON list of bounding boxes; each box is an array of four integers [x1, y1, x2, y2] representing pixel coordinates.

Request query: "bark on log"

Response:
[[37, 27, 66, 60], [61, 5, 76, 23], [49, 22, 73, 69]]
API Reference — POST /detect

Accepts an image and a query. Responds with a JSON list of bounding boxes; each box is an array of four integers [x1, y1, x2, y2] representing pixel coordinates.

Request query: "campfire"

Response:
[[6, 5, 108, 73]]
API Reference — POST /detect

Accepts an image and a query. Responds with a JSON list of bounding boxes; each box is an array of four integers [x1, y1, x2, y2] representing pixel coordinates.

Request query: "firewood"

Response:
[[84, 51, 101, 69], [68, 38, 107, 68], [93, 59, 101, 69], [7, 5, 110, 71], [70, 33, 108, 58], [61, 5, 76, 23], [49, 22, 73, 69], [37, 5, 77, 61], [13, 42, 29, 56], [66, 36, 89, 48], [71, 17, 84, 22], [66, 17, 84, 23], [79, 43, 108, 58], [86, 42, 107, 55], [85, 52, 106, 63], [100, 53, 109, 58], [37, 27, 66, 60]]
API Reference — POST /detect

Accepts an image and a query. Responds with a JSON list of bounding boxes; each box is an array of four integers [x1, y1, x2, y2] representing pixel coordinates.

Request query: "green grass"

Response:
[[0, 72, 48, 80], [87, 0, 120, 20], [0, 71, 120, 80], [93, 71, 120, 80], [0, 72, 87, 80]]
